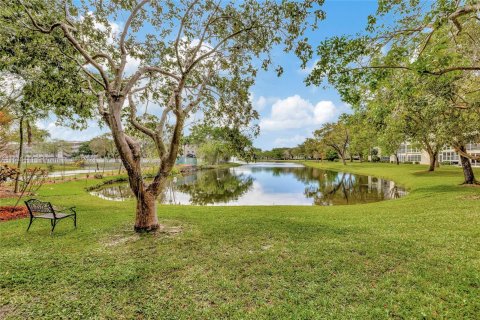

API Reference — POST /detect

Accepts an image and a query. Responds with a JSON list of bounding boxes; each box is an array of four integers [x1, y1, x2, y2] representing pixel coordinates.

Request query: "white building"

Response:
[[1, 141, 85, 163], [390, 142, 480, 167]]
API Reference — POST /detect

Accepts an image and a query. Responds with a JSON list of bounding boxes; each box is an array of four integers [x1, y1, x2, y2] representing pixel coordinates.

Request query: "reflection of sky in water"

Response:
[[232, 167, 308, 194], [205, 181, 313, 206], [90, 162, 407, 206]]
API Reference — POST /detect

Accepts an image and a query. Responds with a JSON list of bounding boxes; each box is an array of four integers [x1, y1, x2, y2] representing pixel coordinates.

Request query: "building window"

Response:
[[467, 143, 480, 151], [406, 154, 421, 162], [440, 151, 459, 162], [471, 153, 480, 167], [406, 145, 420, 153]]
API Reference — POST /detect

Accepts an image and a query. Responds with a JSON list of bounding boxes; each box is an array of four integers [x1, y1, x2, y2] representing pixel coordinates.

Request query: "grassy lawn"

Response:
[[0, 162, 479, 319]]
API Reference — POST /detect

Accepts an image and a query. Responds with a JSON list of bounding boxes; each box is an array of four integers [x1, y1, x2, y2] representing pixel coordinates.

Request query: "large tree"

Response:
[[306, 0, 480, 181], [8, 0, 324, 231], [314, 117, 350, 165]]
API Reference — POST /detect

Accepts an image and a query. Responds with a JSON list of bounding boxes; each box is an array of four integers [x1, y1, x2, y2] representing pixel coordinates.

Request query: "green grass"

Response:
[[0, 162, 479, 319]]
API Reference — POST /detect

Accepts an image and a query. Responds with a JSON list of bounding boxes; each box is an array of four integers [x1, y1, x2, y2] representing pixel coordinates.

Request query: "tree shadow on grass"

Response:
[[411, 170, 464, 177]]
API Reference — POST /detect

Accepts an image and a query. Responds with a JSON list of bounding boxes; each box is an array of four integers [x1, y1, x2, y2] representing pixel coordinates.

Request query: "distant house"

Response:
[[182, 144, 197, 158]]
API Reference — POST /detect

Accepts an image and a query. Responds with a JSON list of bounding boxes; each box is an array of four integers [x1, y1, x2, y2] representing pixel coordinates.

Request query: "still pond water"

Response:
[[90, 162, 407, 206]]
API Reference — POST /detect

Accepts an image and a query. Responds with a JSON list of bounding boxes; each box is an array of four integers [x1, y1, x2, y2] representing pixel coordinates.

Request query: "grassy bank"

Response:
[[0, 162, 479, 319]]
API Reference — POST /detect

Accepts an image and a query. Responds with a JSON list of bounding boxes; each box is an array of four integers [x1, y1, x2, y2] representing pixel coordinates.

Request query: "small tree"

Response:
[[90, 134, 117, 172], [13, 167, 48, 208], [185, 124, 255, 164], [0, 111, 12, 157], [303, 138, 324, 161]]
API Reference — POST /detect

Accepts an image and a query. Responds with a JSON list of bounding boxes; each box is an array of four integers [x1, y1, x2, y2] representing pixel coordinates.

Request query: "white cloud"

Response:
[[123, 55, 141, 76], [313, 101, 337, 124], [36, 119, 107, 141], [259, 95, 339, 131], [250, 94, 278, 111], [273, 135, 306, 147]]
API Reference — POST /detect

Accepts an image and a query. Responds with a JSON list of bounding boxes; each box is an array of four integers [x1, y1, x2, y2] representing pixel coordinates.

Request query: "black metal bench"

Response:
[[25, 199, 77, 233]]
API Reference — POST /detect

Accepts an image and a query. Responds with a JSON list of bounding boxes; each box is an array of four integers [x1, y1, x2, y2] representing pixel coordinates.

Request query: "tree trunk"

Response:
[[26, 120, 32, 147], [435, 153, 440, 168], [341, 154, 346, 165], [134, 188, 160, 232], [458, 145, 477, 185], [428, 151, 436, 172], [394, 154, 399, 165], [14, 117, 24, 193], [425, 142, 437, 172]]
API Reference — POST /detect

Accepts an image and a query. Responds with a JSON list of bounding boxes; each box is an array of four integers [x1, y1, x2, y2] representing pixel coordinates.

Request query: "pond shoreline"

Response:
[[88, 162, 406, 205]]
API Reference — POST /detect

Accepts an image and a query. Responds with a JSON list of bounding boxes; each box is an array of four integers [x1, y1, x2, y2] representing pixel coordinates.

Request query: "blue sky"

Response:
[[39, 0, 378, 150], [251, 0, 377, 149]]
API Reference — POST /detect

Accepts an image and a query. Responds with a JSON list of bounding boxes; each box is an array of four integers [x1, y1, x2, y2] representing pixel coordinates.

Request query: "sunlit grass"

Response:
[[0, 162, 479, 319]]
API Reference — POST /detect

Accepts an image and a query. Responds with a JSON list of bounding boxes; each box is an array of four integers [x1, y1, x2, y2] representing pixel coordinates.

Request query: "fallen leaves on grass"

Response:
[[0, 206, 29, 222]]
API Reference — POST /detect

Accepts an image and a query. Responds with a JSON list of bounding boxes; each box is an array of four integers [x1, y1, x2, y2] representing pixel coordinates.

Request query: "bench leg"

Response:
[[74, 214, 77, 228], [51, 219, 57, 234], [27, 217, 34, 231]]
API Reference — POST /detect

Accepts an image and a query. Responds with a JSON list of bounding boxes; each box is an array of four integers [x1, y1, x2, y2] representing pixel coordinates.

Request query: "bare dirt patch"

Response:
[[458, 194, 480, 200], [0, 187, 17, 199], [0, 304, 15, 318], [157, 224, 183, 235], [104, 234, 141, 247]]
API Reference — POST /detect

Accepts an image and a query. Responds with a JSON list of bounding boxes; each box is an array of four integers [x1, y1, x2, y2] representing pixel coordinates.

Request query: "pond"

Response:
[[89, 162, 407, 206]]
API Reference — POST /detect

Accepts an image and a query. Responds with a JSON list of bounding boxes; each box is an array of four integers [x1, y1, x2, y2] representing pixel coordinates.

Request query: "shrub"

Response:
[[440, 161, 454, 166], [0, 165, 18, 185], [74, 159, 87, 168], [325, 149, 339, 162], [94, 174, 103, 179]]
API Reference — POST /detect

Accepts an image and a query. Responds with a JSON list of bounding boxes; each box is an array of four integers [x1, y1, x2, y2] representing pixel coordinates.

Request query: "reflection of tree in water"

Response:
[[91, 184, 133, 201], [304, 172, 403, 206], [245, 165, 405, 205], [250, 166, 325, 182], [92, 169, 253, 205], [175, 169, 253, 205], [92, 165, 405, 205]]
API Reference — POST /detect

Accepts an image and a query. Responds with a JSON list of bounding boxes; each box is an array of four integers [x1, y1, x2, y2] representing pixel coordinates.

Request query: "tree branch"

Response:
[[123, 67, 180, 96], [92, 53, 117, 71], [186, 25, 258, 74], [127, 94, 156, 140], [449, 3, 480, 33], [174, 0, 201, 74], [118, 0, 150, 83]]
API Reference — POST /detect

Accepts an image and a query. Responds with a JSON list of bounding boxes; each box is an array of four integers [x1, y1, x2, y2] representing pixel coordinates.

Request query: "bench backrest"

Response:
[[25, 199, 55, 218]]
